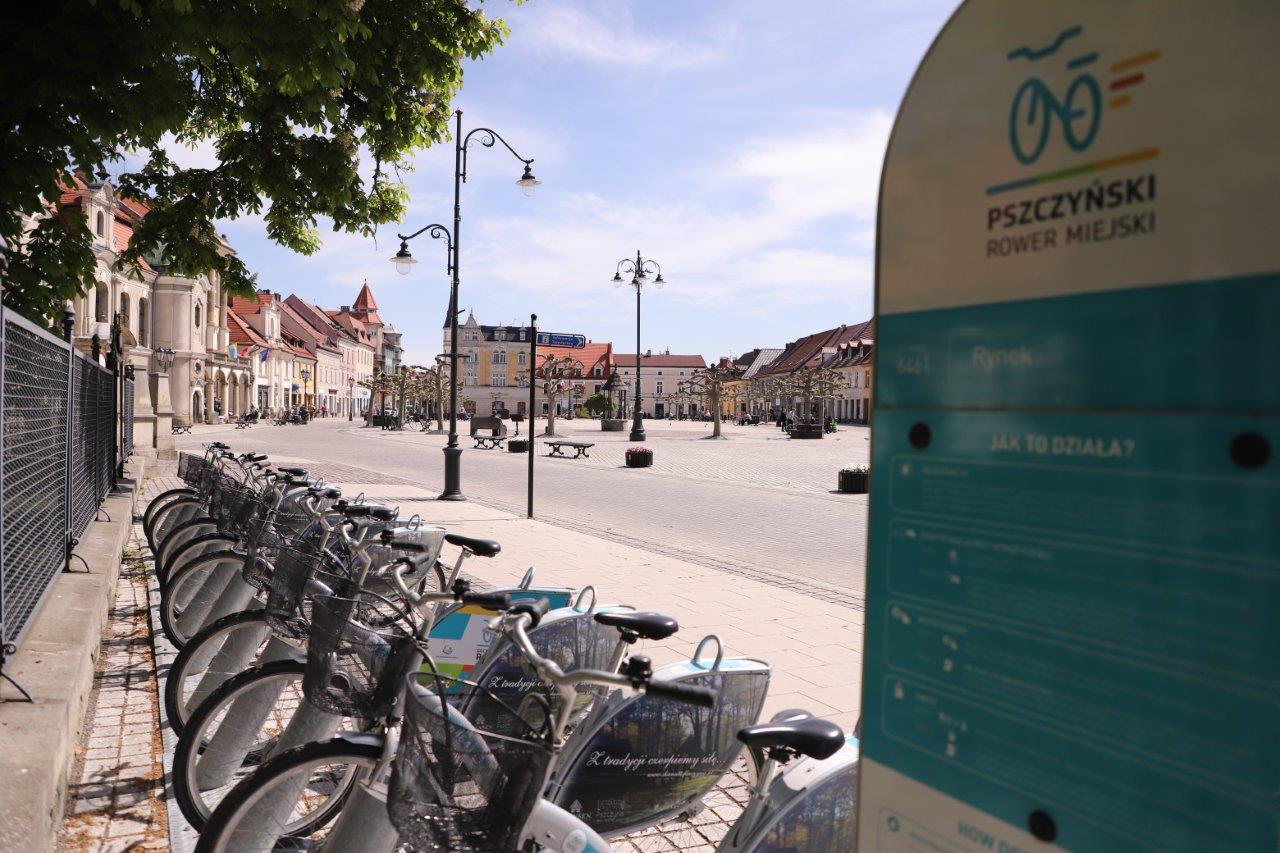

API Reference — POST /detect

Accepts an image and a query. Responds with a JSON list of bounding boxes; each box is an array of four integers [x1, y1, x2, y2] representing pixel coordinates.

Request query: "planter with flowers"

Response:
[[838, 464, 869, 494], [625, 446, 653, 468]]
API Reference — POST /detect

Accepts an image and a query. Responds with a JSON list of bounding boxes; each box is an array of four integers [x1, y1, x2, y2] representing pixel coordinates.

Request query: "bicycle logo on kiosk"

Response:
[[1005, 24, 1101, 165]]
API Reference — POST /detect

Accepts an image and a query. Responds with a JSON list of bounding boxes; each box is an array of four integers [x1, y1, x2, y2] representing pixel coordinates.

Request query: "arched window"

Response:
[[864, 369, 870, 388], [95, 211, 105, 236], [119, 293, 130, 332], [194, 303, 202, 328], [95, 284, 110, 322], [494, 350, 507, 365], [138, 298, 149, 346]]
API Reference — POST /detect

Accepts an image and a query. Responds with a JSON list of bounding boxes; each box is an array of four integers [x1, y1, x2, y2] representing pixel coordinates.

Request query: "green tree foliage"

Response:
[[584, 391, 614, 417], [1, 0, 509, 322]]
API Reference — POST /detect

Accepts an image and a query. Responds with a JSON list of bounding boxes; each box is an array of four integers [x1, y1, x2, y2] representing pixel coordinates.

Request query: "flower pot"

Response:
[[601, 419, 626, 432], [508, 439, 529, 453], [838, 470, 869, 493], [625, 449, 653, 468]]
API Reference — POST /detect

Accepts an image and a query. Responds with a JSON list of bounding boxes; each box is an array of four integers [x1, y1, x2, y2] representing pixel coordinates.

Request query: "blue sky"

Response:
[[208, 0, 958, 366]]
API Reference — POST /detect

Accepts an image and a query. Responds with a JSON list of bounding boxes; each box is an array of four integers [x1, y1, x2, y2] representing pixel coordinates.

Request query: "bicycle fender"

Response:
[[332, 731, 386, 750], [521, 799, 610, 853]]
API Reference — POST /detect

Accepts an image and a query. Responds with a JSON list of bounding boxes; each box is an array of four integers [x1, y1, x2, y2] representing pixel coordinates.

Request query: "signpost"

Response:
[[535, 332, 586, 349], [861, 4, 1279, 851]]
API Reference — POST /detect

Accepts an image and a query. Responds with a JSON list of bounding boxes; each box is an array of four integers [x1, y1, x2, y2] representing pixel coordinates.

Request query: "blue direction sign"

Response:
[[535, 332, 586, 348]]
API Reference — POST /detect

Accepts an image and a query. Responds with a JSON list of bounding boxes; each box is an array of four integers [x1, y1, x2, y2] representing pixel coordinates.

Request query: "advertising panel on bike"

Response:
[[552, 661, 769, 836], [864, 2, 1279, 851]]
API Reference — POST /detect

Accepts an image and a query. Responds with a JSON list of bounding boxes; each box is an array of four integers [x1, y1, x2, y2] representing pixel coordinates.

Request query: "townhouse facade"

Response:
[[612, 351, 707, 419], [443, 313, 615, 416], [34, 172, 407, 448]]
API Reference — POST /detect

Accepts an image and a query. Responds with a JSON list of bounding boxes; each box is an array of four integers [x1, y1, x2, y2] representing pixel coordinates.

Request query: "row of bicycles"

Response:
[[145, 442, 859, 851]]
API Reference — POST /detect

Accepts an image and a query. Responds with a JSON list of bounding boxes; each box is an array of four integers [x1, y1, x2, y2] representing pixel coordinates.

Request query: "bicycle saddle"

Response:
[[343, 504, 397, 522], [308, 485, 342, 500], [594, 611, 679, 641], [736, 716, 845, 761], [277, 466, 308, 477], [444, 533, 501, 558]]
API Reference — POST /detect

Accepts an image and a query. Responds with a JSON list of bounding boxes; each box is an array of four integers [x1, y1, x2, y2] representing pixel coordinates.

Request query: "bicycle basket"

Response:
[[302, 582, 415, 719], [213, 482, 263, 530], [262, 539, 344, 640], [177, 452, 207, 487], [389, 673, 553, 852]]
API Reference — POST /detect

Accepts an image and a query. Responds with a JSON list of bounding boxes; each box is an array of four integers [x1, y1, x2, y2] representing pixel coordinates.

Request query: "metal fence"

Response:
[[1, 307, 132, 676]]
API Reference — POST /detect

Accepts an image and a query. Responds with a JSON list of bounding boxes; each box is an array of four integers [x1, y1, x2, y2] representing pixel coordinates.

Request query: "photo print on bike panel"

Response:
[[863, 2, 1280, 851]]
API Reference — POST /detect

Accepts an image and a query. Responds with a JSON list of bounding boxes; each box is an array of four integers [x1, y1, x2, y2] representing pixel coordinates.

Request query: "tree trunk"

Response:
[[544, 396, 557, 436], [711, 389, 722, 438]]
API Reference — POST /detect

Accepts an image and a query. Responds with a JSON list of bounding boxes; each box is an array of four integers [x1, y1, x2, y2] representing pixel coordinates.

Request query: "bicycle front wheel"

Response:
[[195, 737, 381, 853]]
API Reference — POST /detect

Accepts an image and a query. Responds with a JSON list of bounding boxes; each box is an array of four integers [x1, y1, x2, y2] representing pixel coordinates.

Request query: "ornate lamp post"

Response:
[[299, 365, 311, 419], [347, 375, 355, 422], [610, 250, 665, 442], [391, 110, 538, 501]]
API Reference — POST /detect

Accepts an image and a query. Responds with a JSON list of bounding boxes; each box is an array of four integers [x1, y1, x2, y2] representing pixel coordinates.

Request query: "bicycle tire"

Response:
[[156, 516, 219, 580], [161, 550, 253, 649], [148, 496, 203, 552], [161, 531, 239, 588], [165, 610, 297, 736], [195, 737, 381, 853], [143, 487, 196, 538], [173, 660, 313, 831]]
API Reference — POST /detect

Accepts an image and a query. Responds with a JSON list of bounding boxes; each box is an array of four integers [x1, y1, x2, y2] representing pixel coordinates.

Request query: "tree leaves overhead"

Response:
[[0, 0, 509, 323]]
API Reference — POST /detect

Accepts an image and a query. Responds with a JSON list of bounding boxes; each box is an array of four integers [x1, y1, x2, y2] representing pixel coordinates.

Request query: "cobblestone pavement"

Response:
[[177, 418, 870, 599], [59, 532, 168, 852]]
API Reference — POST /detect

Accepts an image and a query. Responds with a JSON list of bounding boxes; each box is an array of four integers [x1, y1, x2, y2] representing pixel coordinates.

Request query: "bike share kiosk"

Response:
[[860, 3, 1278, 850]]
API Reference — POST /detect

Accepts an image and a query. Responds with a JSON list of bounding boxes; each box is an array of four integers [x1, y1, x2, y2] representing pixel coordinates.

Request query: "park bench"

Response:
[[469, 415, 507, 448], [546, 440, 593, 459], [473, 435, 507, 450], [172, 420, 192, 435], [234, 417, 253, 429]]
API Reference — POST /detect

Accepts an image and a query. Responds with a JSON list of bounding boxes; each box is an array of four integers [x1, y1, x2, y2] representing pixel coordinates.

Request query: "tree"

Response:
[[584, 391, 614, 418], [781, 365, 848, 424], [536, 354, 583, 437], [1, 2, 508, 323], [680, 363, 743, 438]]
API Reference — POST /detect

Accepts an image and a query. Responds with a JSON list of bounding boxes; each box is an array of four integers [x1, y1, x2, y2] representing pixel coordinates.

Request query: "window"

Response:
[[865, 369, 871, 388], [517, 351, 526, 366], [137, 298, 148, 346], [656, 381, 664, 395], [518, 329, 526, 341], [194, 303, 202, 328], [492, 374, 507, 387], [94, 284, 110, 322], [853, 371, 858, 388], [494, 329, 506, 341], [593, 365, 602, 377], [119, 293, 130, 332], [494, 350, 507, 364], [96, 211, 105, 237]]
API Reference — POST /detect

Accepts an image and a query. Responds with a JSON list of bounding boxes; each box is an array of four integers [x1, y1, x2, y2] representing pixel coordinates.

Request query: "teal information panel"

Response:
[[859, 2, 1280, 851], [864, 405, 1279, 850]]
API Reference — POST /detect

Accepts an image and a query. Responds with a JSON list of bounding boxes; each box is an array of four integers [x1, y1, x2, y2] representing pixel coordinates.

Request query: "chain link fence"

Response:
[[1, 308, 134, 670]]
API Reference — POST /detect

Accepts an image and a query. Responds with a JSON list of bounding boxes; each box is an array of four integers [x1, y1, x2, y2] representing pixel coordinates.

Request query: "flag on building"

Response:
[[227, 345, 238, 359], [259, 347, 269, 363]]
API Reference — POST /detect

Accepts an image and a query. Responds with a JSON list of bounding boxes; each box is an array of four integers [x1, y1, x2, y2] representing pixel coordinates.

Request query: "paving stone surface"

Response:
[[59, 528, 168, 852]]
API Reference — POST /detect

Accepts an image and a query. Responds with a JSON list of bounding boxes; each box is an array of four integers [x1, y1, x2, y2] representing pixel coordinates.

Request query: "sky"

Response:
[[202, 0, 958, 367]]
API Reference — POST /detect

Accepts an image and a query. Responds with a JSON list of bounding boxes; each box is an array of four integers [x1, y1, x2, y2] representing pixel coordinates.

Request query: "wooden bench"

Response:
[[473, 435, 507, 450], [546, 440, 593, 459]]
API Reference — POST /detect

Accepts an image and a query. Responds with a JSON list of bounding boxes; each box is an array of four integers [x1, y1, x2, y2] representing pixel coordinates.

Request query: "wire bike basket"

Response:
[[302, 582, 415, 719], [389, 671, 553, 852]]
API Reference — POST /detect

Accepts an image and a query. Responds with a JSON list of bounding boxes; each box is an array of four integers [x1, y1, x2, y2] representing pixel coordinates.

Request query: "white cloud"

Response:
[[515, 5, 725, 71]]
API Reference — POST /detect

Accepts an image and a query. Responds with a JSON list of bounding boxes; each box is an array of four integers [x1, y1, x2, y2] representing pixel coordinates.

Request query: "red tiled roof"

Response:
[[227, 310, 267, 347], [284, 296, 340, 340], [759, 320, 874, 376], [352, 281, 381, 322], [111, 219, 153, 273], [536, 342, 613, 377], [613, 353, 706, 369]]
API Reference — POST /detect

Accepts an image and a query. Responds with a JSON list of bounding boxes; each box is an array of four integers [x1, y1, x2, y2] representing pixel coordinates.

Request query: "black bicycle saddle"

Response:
[[737, 716, 845, 761], [594, 611, 679, 641], [444, 533, 501, 558]]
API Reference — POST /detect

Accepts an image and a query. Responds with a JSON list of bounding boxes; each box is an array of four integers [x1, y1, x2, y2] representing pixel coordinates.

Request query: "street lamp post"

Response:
[[391, 110, 539, 501], [348, 376, 355, 422], [300, 366, 311, 421], [611, 250, 665, 443]]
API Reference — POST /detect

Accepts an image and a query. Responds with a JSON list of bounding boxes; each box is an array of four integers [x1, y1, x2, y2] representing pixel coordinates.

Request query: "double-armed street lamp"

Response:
[[611, 251, 665, 442], [391, 109, 539, 501]]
